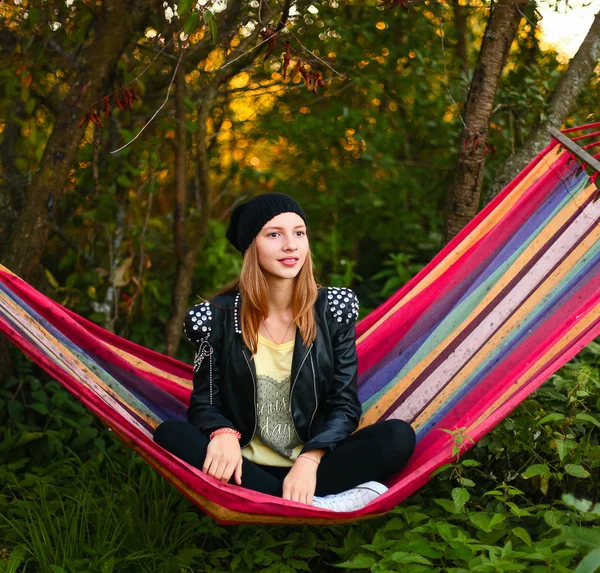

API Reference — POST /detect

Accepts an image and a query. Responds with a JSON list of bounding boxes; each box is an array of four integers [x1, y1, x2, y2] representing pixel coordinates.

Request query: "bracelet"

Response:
[[297, 454, 320, 466], [209, 427, 242, 441]]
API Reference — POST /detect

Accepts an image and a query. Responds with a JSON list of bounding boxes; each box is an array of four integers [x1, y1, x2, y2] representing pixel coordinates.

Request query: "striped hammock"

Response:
[[2, 123, 600, 526]]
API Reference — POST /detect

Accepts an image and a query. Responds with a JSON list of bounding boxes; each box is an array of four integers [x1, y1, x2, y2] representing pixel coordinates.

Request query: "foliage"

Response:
[[2, 0, 600, 571], [7, 0, 599, 356], [1, 339, 599, 572]]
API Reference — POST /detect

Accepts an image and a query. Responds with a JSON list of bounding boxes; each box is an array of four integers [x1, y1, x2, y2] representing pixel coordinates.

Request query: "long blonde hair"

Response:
[[197, 239, 322, 356]]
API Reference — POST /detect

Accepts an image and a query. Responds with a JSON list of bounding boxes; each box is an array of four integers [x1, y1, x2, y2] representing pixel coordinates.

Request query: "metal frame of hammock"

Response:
[[2, 122, 600, 526]]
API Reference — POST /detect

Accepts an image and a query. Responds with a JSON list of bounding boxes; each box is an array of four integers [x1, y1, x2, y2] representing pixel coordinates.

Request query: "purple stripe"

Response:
[[0, 281, 187, 425], [358, 163, 584, 403], [378, 172, 596, 419]]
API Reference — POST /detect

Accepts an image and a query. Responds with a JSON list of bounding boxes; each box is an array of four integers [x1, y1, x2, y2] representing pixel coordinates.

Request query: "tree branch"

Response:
[[486, 10, 600, 203]]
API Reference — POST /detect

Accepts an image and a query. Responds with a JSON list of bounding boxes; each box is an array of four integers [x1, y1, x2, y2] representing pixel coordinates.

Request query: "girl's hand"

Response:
[[203, 433, 243, 485], [282, 456, 319, 505]]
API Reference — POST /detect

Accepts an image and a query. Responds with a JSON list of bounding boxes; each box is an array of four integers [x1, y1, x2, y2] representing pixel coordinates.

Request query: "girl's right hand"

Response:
[[203, 433, 243, 485]]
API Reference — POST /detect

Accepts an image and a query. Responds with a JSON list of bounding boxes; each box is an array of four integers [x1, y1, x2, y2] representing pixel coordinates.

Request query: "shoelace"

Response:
[[328, 492, 371, 511], [315, 488, 377, 511], [331, 486, 381, 499]]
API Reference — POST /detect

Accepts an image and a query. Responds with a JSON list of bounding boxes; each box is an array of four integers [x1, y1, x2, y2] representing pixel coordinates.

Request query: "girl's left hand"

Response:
[[282, 457, 318, 505]]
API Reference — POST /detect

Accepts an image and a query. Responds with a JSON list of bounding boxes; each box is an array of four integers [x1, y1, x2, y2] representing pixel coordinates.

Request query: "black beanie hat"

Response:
[[225, 192, 307, 255]]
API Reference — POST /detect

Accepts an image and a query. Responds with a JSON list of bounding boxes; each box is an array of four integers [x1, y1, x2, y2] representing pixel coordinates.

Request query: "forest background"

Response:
[[1, 0, 600, 571]]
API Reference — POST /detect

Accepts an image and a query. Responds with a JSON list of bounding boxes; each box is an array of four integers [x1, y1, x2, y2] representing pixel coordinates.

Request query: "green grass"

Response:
[[1, 347, 599, 572]]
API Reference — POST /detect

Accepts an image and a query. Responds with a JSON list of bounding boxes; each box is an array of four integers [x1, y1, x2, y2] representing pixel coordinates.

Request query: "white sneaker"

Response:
[[312, 481, 388, 512]]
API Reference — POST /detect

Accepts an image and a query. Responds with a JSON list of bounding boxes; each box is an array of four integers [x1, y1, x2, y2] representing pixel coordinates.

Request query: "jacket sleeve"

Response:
[[183, 301, 237, 436], [300, 288, 362, 454]]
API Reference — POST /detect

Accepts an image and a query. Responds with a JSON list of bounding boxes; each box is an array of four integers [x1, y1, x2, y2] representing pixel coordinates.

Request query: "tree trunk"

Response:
[[0, 101, 27, 256], [163, 28, 265, 357], [0, 0, 153, 283], [485, 10, 600, 203], [0, 0, 154, 381], [442, 0, 527, 245], [166, 63, 194, 357]]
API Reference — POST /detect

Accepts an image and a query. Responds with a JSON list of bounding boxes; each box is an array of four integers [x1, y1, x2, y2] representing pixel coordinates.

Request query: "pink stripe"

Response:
[[392, 197, 600, 420], [357, 148, 568, 372], [0, 313, 372, 523], [412, 271, 600, 460], [0, 271, 192, 404], [356, 139, 561, 341], [562, 121, 600, 134]]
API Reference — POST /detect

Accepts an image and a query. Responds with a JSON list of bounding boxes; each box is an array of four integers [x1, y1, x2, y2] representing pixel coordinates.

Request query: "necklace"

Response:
[[262, 316, 295, 345]]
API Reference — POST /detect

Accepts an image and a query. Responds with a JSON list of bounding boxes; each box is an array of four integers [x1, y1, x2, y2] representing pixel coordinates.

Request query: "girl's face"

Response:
[[254, 212, 309, 280]]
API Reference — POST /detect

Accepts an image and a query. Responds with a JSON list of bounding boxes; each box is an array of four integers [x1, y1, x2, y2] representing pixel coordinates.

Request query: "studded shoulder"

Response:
[[183, 300, 214, 345], [326, 286, 359, 324]]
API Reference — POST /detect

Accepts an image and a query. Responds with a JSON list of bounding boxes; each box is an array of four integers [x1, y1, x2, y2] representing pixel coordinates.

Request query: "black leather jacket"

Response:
[[183, 285, 362, 455]]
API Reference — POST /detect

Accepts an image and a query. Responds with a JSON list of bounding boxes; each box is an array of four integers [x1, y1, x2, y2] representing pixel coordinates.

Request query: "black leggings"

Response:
[[153, 419, 416, 497]]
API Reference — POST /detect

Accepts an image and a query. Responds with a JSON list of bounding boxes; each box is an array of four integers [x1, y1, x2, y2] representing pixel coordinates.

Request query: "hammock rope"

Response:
[[2, 123, 600, 525]]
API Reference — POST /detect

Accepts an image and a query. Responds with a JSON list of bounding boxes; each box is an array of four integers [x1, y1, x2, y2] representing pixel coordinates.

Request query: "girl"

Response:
[[153, 193, 416, 512]]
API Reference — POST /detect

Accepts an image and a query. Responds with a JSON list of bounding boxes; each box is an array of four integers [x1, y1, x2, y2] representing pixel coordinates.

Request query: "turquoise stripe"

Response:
[[362, 175, 587, 413]]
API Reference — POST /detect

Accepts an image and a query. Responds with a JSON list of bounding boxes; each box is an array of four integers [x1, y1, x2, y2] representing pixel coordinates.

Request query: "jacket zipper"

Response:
[[241, 348, 257, 446], [289, 342, 314, 443], [308, 352, 317, 438]]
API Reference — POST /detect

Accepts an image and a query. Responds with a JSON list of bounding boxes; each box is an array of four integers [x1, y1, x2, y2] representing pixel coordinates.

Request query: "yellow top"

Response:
[[241, 333, 304, 467]]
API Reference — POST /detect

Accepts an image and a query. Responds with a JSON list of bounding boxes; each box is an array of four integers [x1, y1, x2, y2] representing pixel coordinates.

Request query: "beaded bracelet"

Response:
[[209, 427, 242, 441]]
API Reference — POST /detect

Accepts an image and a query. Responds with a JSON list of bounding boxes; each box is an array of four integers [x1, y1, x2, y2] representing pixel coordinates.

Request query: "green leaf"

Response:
[[71, 427, 98, 449], [434, 498, 459, 514], [29, 402, 49, 415], [512, 527, 532, 546], [390, 552, 432, 565], [202, 10, 214, 23], [116, 174, 132, 187], [489, 513, 505, 528], [483, 490, 504, 497], [544, 510, 567, 529], [574, 548, 600, 573], [28, 7, 41, 24], [209, 19, 218, 45], [557, 526, 600, 547], [468, 512, 503, 532], [15, 431, 45, 447], [555, 438, 573, 461], [435, 522, 454, 542], [25, 97, 36, 114], [522, 464, 549, 479], [575, 413, 600, 428], [184, 12, 200, 35], [430, 463, 453, 477], [452, 487, 470, 511], [101, 557, 115, 573], [177, 0, 194, 17], [334, 555, 376, 569], [538, 413, 565, 424], [4, 544, 26, 571], [405, 540, 444, 559], [564, 464, 590, 478], [8, 400, 24, 424], [507, 502, 532, 517]]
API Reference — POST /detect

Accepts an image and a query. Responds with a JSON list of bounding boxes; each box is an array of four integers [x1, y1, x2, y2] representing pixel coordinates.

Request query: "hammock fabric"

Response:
[[2, 123, 600, 526]]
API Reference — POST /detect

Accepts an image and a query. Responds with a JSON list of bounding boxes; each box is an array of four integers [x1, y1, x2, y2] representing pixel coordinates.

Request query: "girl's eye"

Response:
[[268, 231, 305, 237]]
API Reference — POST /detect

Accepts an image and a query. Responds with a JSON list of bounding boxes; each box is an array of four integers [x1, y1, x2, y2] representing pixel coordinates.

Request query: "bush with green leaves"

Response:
[[1, 339, 598, 572]]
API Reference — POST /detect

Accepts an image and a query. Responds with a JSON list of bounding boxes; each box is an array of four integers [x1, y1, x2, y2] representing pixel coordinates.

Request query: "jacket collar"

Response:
[[233, 287, 314, 379]]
